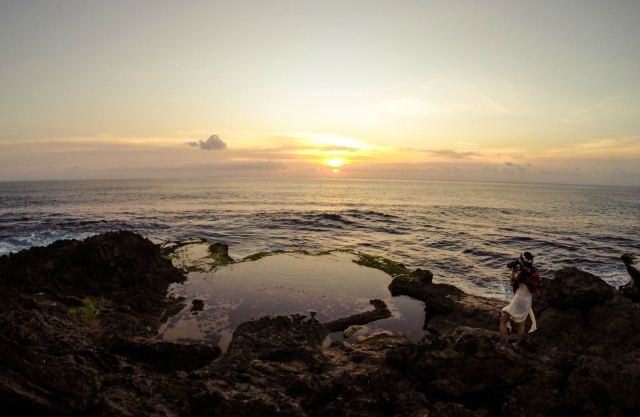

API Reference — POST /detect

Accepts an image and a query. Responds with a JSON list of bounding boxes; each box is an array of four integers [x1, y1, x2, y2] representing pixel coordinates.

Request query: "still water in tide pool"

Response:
[[157, 250, 426, 352]]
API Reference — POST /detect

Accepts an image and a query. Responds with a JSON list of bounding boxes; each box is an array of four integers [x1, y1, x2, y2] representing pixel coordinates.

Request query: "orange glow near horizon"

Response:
[[325, 158, 345, 168], [287, 134, 399, 175]]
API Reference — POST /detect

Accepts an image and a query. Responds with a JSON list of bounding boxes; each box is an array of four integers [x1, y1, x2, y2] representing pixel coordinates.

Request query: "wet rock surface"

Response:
[[621, 253, 639, 300], [1, 231, 639, 417], [323, 299, 392, 332]]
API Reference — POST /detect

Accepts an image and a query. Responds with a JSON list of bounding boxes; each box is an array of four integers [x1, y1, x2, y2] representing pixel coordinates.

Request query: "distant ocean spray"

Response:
[[1, 178, 638, 299]]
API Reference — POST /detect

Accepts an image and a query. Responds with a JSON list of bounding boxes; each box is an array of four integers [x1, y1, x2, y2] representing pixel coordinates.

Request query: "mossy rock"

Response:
[[184, 265, 206, 273], [68, 296, 103, 321], [241, 250, 286, 262], [353, 252, 413, 279], [204, 252, 232, 266], [206, 243, 233, 266], [240, 249, 316, 262]]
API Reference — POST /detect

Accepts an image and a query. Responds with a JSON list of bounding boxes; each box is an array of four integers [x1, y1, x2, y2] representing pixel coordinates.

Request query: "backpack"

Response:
[[526, 268, 542, 297]]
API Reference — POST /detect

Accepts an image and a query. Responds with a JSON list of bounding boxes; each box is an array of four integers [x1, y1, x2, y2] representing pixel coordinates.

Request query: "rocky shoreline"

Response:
[[1, 231, 639, 417]]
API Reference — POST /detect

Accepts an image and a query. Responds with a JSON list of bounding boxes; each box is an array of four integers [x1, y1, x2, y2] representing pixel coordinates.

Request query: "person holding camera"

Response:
[[499, 251, 540, 350]]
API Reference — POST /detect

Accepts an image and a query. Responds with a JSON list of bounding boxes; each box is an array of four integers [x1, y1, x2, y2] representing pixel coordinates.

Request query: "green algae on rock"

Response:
[[240, 249, 287, 262], [162, 240, 234, 272], [68, 296, 104, 321], [352, 252, 413, 279], [205, 243, 233, 265], [239, 249, 324, 262]]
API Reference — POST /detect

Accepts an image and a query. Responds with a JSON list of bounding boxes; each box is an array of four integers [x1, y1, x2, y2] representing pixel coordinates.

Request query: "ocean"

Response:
[[1, 177, 638, 299]]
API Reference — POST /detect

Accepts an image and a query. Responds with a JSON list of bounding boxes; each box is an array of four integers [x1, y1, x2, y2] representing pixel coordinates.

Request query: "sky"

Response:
[[1, 0, 639, 185]]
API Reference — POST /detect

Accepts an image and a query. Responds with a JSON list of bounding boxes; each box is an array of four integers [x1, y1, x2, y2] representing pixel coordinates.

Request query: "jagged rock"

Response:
[[621, 253, 640, 283], [564, 350, 640, 413], [0, 295, 103, 416], [208, 242, 233, 265], [388, 269, 476, 332], [426, 293, 504, 335], [0, 231, 186, 415], [110, 337, 220, 372], [411, 268, 433, 284], [431, 402, 485, 417], [621, 253, 639, 300], [1, 232, 639, 417], [544, 267, 614, 309], [323, 299, 391, 332], [533, 306, 586, 348], [224, 314, 328, 364], [586, 301, 640, 348], [0, 231, 184, 298], [412, 327, 529, 399]]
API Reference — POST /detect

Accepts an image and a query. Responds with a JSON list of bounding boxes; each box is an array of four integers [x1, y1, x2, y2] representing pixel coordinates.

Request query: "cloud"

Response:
[[504, 161, 526, 172], [427, 149, 482, 159], [403, 148, 483, 159], [545, 135, 640, 158], [186, 134, 227, 150]]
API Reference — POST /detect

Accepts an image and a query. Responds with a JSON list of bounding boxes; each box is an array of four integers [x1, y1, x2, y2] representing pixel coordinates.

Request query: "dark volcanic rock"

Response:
[[411, 268, 433, 284], [323, 299, 391, 332], [0, 231, 185, 338], [412, 326, 530, 400], [545, 267, 614, 309], [621, 253, 640, 301], [389, 268, 503, 335], [111, 337, 220, 372], [0, 231, 186, 416], [0, 295, 103, 416], [207, 242, 233, 265], [622, 253, 640, 282], [1, 233, 639, 417], [224, 314, 328, 364], [189, 328, 429, 417], [388, 269, 462, 317], [0, 230, 184, 296]]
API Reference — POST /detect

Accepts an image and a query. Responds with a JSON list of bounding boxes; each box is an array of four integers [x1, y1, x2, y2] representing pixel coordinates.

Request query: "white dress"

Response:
[[502, 284, 538, 332]]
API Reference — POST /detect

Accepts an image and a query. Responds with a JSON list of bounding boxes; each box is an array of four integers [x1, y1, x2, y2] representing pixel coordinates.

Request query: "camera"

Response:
[[507, 259, 521, 272]]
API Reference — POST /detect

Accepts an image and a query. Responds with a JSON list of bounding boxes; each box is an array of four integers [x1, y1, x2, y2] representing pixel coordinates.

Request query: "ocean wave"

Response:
[[1, 178, 637, 299], [0, 231, 95, 255]]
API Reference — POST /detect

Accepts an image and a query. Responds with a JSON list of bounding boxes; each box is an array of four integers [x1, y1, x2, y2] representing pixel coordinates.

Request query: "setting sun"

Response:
[[325, 158, 345, 168]]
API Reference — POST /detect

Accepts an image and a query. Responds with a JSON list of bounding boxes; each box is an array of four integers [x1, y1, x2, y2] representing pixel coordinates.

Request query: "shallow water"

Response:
[[1, 178, 638, 299], [157, 248, 426, 351]]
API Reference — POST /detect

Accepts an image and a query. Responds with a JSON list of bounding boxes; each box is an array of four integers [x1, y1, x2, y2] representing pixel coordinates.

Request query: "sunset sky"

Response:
[[1, 0, 639, 185]]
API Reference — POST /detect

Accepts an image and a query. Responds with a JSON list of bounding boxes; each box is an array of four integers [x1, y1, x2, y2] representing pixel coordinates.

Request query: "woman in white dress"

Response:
[[500, 252, 537, 349]]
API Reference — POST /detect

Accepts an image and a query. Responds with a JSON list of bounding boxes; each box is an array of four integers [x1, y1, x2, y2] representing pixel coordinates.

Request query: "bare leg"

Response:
[[499, 311, 510, 345], [515, 321, 526, 346]]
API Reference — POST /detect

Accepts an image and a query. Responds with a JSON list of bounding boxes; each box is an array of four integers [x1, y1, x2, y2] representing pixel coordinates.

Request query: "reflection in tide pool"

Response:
[[157, 251, 426, 352]]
